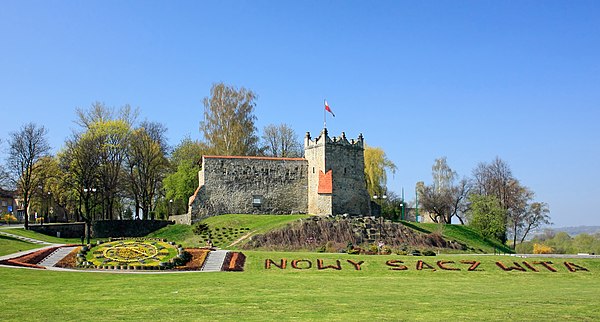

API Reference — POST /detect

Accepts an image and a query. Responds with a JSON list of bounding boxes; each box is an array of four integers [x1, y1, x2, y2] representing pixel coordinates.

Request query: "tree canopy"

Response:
[[200, 82, 260, 156]]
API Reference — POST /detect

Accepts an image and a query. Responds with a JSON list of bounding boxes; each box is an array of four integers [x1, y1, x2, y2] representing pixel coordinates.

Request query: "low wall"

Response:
[[29, 223, 85, 238], [169, 214, 191, 225], [91, 220, 174, 238]]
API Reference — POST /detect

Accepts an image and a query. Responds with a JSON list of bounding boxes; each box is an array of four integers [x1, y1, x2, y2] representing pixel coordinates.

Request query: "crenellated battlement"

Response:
[[304, 128, 364, 150]]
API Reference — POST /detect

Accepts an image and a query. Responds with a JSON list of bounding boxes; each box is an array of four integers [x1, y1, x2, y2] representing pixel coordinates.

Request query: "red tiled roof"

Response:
[[203, 155, 306, 161], [318, 170, 333, 194]]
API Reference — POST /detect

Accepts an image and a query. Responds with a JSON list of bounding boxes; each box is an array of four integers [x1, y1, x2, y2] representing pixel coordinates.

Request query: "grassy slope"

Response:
[[0, 235, 40, 256], [148, 214, 310, 248], [0, 252, 598, 321], [0, 228, 92, 245], [401, 221, 514, 253]]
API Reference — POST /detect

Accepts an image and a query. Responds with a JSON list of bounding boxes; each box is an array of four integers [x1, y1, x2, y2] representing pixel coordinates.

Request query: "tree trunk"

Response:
[[85, 220, 92, 245]]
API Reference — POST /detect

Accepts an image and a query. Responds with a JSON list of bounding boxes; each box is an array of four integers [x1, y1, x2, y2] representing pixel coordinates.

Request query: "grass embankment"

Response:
[[0, 251, 598, 321], [401, 221, 514, 254], [148, 214, 310, 248], [0, 227, 96, 245], [0, 235, 40, 256]]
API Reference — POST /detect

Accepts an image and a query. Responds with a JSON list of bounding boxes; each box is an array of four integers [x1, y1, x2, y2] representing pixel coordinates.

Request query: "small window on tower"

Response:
[[252, 195, 262, 208], [344, 168, 347, 174], [312, 167, 315, 174]]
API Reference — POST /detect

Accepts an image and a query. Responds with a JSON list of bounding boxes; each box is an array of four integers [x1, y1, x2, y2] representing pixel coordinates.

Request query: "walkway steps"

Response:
[[201, 250, 229, 272], [0, 230, 53, 245], [38, 246, 78, 267]]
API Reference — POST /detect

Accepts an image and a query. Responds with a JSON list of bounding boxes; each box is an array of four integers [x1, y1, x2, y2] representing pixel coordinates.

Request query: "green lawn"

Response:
[[1, 251, 598, 321], [0, 235, 41, 256]]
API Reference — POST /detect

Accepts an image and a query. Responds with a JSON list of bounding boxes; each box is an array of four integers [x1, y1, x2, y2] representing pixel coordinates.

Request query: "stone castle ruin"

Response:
[[182, 128, 371, 224]]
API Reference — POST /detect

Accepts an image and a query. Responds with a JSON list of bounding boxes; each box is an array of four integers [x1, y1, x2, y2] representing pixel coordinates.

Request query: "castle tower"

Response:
[[304, 128, 371, 216]]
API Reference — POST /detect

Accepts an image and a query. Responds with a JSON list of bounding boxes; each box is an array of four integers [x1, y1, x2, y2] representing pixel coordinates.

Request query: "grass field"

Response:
[[1, 250, 599, 321]]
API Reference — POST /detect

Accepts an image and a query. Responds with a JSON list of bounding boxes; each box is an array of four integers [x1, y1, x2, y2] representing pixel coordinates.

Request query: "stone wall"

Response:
[[189, 156, 309, 221], [29, 223, 85, 238], [91, 220, 173, 238], [169, 213, 191, 225]]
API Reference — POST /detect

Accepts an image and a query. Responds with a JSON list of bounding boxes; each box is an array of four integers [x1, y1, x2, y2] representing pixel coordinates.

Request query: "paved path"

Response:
[[201, 250, 229, 272], [0, 230, 53, 245], [38, 246, 78, 267]]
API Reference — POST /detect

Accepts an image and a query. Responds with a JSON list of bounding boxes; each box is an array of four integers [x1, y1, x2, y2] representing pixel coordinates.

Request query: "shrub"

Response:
[[193, 223, 210, 235], [533, 243, 553, 254], [422, 250, 437, 256]]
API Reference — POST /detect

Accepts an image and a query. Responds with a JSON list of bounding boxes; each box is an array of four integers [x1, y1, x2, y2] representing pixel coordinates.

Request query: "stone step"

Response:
[[38, 246, 78, 267], [201, 250, 229, 272]]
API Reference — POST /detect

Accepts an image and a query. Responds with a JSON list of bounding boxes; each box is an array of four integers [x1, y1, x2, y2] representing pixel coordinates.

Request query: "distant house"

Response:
[[0, 189, 19, 218]]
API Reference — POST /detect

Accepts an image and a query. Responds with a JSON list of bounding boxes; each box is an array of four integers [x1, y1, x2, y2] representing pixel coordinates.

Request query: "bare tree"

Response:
[[519, 201, 551, 244], [472, 157, 551, 247], [200, 82, 260, 156], [417, 157, 470, 224], [261, 123, 302, 157], [6, 123, 51, 229], [75, 101, 138, 129]]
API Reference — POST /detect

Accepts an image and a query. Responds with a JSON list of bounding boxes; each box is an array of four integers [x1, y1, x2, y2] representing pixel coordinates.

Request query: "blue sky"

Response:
[[1, 1, 599, 227]]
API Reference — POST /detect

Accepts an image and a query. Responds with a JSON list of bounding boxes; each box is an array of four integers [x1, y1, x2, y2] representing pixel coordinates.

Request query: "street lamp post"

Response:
[[169, 199, 173, 217], [83, 188, 97, 220], [373, 194, 387, 217]]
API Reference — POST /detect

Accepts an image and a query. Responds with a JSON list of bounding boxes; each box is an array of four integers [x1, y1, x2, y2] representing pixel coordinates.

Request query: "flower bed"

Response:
[[55, 247, 82, 269], [177, 248, 210, 271], [0, 246, 60, 269], [79, 238, 188, 270]]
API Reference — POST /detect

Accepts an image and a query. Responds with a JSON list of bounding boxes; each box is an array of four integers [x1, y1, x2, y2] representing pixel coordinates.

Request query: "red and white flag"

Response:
[[324, 99, 335, 117]]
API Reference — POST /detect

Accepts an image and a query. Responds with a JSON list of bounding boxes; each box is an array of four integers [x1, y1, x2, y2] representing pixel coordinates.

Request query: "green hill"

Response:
[[148, 214, 310, 248], [400, 221, 514, 254]]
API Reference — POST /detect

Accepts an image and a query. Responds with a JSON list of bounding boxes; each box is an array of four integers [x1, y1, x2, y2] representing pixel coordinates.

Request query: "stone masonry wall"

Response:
[[190, 156, 308, 221], [327, 138, 371, 215], [304, 130, 331, 215], [305, 129, 371, 216]]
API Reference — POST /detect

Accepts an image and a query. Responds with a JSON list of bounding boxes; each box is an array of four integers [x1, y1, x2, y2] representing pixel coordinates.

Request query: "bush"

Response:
[[193, 223, 210, 235], [533, 243, 553, 254], [422, 250, 436, 256]]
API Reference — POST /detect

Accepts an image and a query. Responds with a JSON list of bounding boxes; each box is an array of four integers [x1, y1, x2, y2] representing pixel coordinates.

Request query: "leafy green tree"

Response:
[[125, 122, 169, 220], [163, 137, 207, 215], [261, 123, 302, 157], [93, 120, 131, 220], [364, 145, 396, 199], [200, 82, 260, 156], [6, 123, 51, 229], [59, 130, 103, 243], [467, 194, 507, 242]]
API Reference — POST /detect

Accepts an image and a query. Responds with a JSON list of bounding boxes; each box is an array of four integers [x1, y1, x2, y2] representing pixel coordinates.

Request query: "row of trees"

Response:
[[1, 83, 313, 240], [417, 157, 551, 248], [517, 230, 600, 254]]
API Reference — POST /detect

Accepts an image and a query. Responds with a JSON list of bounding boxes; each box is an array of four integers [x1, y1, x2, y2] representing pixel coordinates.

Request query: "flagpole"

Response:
[[323, 99, 327, 129]]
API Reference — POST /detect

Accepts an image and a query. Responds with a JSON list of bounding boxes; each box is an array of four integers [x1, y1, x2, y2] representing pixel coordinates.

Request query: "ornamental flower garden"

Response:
[[78, 238, 191, 270]]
